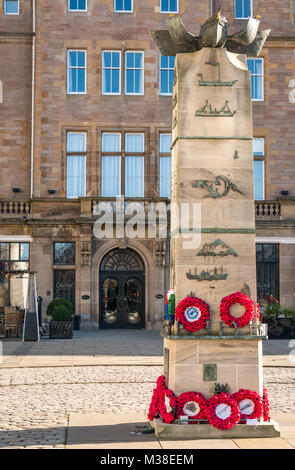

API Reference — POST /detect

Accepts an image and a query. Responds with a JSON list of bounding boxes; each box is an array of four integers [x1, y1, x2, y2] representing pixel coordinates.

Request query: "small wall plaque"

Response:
[[203, 364, 217, 381], [155, 294, 163, 299], [81, 295, 90, 300]]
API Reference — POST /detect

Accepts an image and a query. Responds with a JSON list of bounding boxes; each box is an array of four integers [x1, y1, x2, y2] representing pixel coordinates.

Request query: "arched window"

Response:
[[100, 248, 144, 272]]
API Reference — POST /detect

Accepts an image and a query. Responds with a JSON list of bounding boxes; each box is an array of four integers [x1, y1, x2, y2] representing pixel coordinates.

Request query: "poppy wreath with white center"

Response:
[[219, 292, 255, 328], [158, 388, 177, 424], [232, 389, 263, 420], [262, 386, 270, 422], [175, 296, 210, 332], [176, 391, 207, 420], [204, 393, 241, 430], [147, 375, 167, 421]]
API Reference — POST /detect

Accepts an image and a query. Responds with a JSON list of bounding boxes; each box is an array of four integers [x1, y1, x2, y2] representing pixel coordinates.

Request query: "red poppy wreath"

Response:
[[147, 375, 167, 421], [232, 389, 263, 421], [220, 292, 255, 328], [158, 388, 177, 424], [175, 296, 210, 332], [204, 393, 241, 430], [262, 386, 270, 422], [176, 391, 207, 420]]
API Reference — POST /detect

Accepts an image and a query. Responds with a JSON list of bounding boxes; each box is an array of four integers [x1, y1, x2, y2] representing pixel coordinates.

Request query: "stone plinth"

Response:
[[164, 336, 264, 397], [152, 419, 281, 440]]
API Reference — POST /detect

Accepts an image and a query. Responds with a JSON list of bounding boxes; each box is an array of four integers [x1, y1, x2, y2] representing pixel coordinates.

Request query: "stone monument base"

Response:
[[151, 419, 280, 440]]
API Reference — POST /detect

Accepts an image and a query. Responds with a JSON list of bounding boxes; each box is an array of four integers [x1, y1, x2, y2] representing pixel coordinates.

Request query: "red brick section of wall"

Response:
[[1, 1, 295, 200], [0, 38, 32, 198]]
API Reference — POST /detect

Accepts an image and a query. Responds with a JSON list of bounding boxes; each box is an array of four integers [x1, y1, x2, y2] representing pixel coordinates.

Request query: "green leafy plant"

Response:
[[261, 296, 295, 318], [168, 293, 175, 321], [51, 305, 72, 322], [47, 298, 74, 316]]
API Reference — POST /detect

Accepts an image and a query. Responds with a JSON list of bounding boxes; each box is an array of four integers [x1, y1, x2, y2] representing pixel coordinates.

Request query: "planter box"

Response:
[[49, 321, 73, 339], [262, 316, 295, 339]]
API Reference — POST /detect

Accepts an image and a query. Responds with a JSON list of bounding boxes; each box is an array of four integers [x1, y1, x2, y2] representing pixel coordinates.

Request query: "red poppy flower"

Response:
[[175, 296, 210, 332], [204, 393, 241, 430], [232, 389, 263, 420]]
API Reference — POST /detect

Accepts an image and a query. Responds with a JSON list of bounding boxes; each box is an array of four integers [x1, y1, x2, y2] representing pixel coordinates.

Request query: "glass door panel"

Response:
[[102, 277, 119, 325]]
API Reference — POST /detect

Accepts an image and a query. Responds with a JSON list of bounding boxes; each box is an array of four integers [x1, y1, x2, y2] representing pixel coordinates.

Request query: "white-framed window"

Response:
[[4, 0, 19, 14], [159, 134, 172, 198], [114, 0, 133, 12], [247, 58, 264, 101], [159, 55, 175, 95], [66, 132, 87, 198], [160, 0, 178, 13], [253, 138, 265, 201], [125, 133, 144, 197], [235, 0, 252, 19], [67, 50, 86, 94], [101, 133, 122, 197], [102, 51, 121, 95], [68, 0, 87, 11], [125, 51, 144, 95], [101, 132, 144, 197]]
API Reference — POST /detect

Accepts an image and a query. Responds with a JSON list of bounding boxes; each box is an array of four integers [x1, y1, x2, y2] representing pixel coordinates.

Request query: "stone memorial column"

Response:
[[166, 47, 261, 397], [150, 14, 279, 438]]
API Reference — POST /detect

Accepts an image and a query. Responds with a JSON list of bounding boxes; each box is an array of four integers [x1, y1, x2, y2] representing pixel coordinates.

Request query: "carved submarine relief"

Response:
[[197, 239, 238, 258], [198, 60, 238, 87], [195, 100, 237, 117], [186, 266, 228, 281]]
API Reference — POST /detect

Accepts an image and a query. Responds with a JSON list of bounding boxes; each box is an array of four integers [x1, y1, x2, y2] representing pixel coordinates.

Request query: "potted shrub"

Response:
[[47, 297, 74, 317], [261, 296, 295, 339], [48, 298, 74, 339]]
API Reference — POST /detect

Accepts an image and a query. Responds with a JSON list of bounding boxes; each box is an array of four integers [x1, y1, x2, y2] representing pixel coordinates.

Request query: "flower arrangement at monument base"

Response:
[[175, 296, 210, 332], [232, 389, 263, 421], [158, 388, 177, 424], [220, 291, 255, 328], [147, 375, 166, 421], [148, 376, 271, 430], [262, 386, 270, 422], [176, 391, 207, 420], [203, 393, 241, 430]]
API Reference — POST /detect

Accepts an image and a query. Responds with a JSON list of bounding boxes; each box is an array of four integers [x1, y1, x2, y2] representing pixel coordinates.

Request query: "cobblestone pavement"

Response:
[[0, 364, 294, 449]]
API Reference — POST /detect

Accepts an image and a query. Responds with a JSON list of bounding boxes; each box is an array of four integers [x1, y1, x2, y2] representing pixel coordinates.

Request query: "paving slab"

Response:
[[272, 412, 295, 439], [160, 439, 239, 449], [66, 413, 161, 449], [233, 438, 294, 449]]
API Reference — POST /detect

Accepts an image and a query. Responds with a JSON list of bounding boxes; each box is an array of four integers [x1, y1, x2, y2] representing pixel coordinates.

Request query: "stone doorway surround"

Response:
[[91, 239, 161, 330]]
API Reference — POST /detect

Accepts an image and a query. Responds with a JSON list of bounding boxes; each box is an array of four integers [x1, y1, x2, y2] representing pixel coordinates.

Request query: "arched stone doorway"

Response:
[[99, 248, 145, 329]]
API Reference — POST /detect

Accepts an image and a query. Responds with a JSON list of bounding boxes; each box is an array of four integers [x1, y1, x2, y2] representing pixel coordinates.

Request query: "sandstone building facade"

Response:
[[0, 0, 295, 329]]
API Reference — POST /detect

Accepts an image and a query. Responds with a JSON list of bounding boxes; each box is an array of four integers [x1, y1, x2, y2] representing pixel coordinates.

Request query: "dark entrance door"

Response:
[[99, 248, 145, 329]]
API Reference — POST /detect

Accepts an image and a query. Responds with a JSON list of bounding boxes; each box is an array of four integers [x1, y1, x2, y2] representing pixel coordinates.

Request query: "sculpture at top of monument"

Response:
[[150, 9, 270, 57]]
